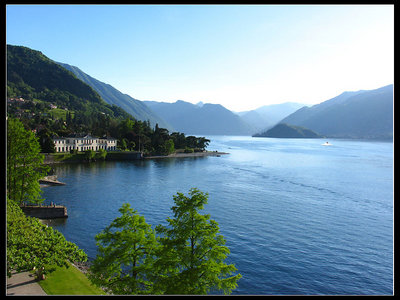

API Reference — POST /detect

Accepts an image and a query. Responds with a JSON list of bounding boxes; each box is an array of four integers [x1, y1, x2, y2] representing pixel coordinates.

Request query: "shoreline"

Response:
[[43, 150, 228, 164], [144, 151, 229, 159], [39, 175, 66, 185]]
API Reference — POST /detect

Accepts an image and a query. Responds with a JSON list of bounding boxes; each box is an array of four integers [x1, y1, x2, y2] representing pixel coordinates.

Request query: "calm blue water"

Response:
[[41, 136, 393, 295]]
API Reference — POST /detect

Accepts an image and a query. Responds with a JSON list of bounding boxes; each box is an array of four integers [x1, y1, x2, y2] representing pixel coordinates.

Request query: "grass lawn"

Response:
[[38, 263, 106, 295]]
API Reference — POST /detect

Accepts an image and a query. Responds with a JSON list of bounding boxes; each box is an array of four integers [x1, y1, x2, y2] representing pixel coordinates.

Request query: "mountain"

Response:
[[56, 62, 172, 130], [237, 102, 306, 132], [6, 44, 130, 119], [253, 123, 322, 138], [280, 85, 393, 139], [144, 100, 254, 135]]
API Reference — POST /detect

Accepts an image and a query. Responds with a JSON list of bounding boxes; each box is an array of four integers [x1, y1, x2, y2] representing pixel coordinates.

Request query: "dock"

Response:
[[39, 175, 66, 186], [20, 204, 68, 219]]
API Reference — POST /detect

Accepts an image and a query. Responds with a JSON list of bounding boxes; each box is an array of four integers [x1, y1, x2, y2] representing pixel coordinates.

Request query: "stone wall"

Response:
[[20, 205, 68, 219]]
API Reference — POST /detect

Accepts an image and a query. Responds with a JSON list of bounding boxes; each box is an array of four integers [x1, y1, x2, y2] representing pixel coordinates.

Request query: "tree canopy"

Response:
[[89, 204, 158, 295], [88, 189, 241, 295], [154, 188, 241, 294], [7, 117, 49, 204]]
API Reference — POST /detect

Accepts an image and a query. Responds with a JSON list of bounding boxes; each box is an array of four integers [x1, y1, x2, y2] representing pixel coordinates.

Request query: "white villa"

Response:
[[53, 135, 118, 153]]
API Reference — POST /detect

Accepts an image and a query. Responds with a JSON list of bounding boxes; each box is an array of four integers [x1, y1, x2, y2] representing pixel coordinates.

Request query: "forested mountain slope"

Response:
[[280, 85, 393, 139], [7, 44, 130, 120], [57, 62, 172, 130]]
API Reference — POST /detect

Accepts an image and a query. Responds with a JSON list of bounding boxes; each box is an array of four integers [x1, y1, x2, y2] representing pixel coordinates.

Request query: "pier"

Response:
[[39, 175, 66, 186], [20, 204, 68, 219]]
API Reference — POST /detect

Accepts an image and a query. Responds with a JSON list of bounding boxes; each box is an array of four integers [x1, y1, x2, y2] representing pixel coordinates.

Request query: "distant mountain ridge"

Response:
[[144, 100, 254, 135], [57, 62, 172, 130], [9, 45, 391, 139], [280, 84, 393, 139], [237, 102, 306, 132]]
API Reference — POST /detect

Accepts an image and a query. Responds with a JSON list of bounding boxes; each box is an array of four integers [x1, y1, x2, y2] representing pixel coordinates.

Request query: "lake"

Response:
[[41, 136, 393, 295]]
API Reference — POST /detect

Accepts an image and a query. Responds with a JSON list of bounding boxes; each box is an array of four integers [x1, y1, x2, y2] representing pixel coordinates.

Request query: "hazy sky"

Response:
[[6, 4, 394, 112]]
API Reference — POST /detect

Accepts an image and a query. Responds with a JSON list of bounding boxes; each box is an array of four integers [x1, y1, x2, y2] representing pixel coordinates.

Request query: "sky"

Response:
[[6, 4, 394, 112]]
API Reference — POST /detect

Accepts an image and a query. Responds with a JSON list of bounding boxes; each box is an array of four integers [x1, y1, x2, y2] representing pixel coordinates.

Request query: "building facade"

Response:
[[53, 135, 117, 153]]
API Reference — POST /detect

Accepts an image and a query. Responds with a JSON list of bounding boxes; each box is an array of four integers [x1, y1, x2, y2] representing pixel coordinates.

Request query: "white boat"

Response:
[[322, 141, 332, 146]]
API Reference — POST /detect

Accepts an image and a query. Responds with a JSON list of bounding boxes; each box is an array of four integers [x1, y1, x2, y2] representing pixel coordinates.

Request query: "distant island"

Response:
[[253, 123, 323, 138]]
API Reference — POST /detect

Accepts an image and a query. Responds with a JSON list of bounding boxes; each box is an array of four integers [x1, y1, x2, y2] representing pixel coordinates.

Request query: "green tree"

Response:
[[164, 139, 175, 155], [154, 188, 241, 295], [197, 137, 210, 150], [118, 138, 128, 151], [89, 203, 159, 295], [184, 136, 195, 148], [95, 148, 107, 161], [37, 128, 56, 153], [119, 118, 135, 137], [170, 132, 186, 149], [152, 123, 170, 155], [7, 118, 49, 204], [85, 149, 96, 162], [66, 111, 72, 125], [128, 141, 136, 151], [6, 199, 87, 279]]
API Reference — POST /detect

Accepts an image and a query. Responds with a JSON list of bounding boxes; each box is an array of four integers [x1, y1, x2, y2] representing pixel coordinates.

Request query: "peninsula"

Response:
[[144, 150, 228, 159], [253, 123, 323, 138]]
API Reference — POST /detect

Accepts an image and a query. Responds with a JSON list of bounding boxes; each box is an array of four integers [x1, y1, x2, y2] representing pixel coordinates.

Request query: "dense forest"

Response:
[[7, 45, 210, 155]]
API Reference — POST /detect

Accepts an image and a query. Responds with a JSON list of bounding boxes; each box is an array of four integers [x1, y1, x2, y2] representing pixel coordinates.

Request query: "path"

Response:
[[6, 271, 46, 295]]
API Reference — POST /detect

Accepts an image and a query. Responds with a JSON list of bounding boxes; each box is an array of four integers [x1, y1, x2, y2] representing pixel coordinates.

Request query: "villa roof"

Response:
[[53, 134, 116, 140]]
